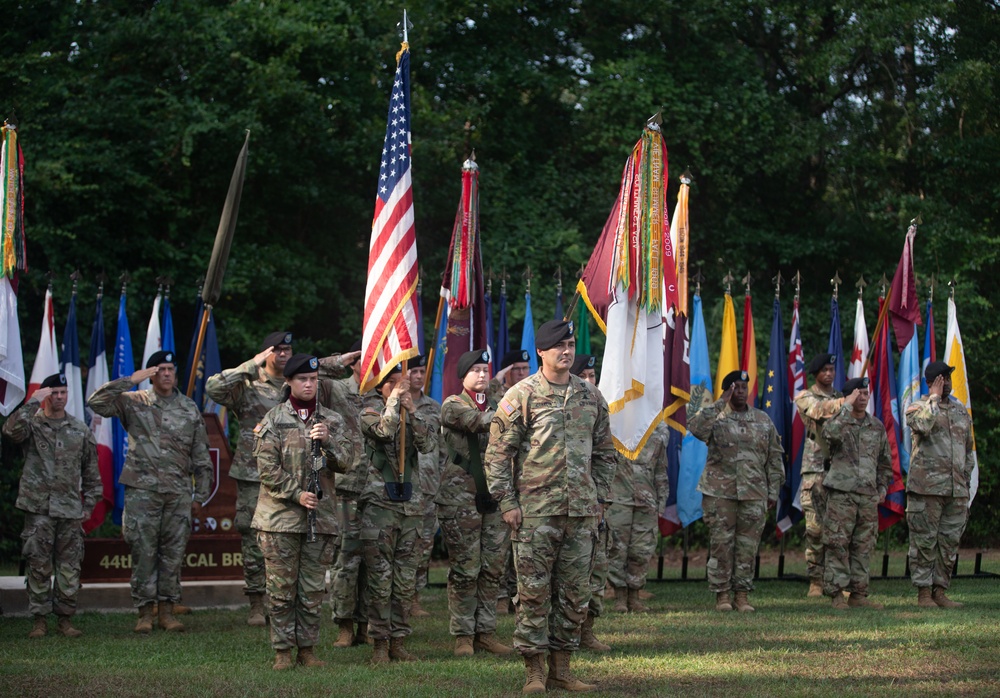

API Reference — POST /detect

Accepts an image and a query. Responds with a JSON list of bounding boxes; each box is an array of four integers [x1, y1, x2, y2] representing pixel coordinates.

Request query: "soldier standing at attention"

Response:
[[438, 349, 514, 657], [88, 351, 212, 634], [905, 361, 975, 608], [252, 353, 360, 670], [360, 364, 436, 664], [821, 376, 892, 610], [4, 374, 101, 639], [793, 353, 843, 597], [690, 370, 784, 613], [486, 320, 617, 694]]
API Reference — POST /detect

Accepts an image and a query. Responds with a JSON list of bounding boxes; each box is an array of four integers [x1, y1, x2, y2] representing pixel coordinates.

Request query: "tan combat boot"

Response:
[[28, 615, 47, 639], [354, 622, 371, 646], [932, 586, 963, 608], [627, 588, 650, 613], [454, 635, 475, 657], [579, 615, 611, 652], [134, 604, 154, 634], [296, 646, 326, 667], [612, 587, 628, 613], [848, 593, 883, 610], [247, 593, 267, 627], [371, 639, 390, 665], [158, 602, 186, 632], [57, 615, 83, 637], [831, 593, 849, 610], [333, 619, 355, 648], [546, 649, 597, 692], [638, 587, 654, 600], [522, 653, 547, 695], [152, 602, 192, 616], [715, 592, 733, 612], [807, 579, 824, 597], [272, 649, 294, 670], [917, 587, 936, 608], [733, 591, 756, 613], [410, 592, 431, 618], [475, 632, 515, 655], [389, 635, 418, 662]]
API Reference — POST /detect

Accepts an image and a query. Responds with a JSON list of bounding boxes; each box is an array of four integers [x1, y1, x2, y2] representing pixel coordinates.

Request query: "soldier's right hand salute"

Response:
[[129, 366, 159, 385]]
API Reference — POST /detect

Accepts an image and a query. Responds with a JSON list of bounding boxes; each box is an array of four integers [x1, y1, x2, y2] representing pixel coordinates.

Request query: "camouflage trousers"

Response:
[[258, 531, 337, 650], [607, 504, 658, 590], [822, 489, 879, 596], [121, 487, 192, 608], [20, 513, 84, 617], [235, 480, 265, 596], [587, 517, 613, 617], [415, 503, 438, 593], [800, 473, 828, 580], [438, 505, 510, 636], [361, 504, 422, 639], [499, 542, 517, 601], [907, 493, 969, 589], [702, 496, 766, 593], [329, 493, 368, 623], [512, 515, 597, 656]]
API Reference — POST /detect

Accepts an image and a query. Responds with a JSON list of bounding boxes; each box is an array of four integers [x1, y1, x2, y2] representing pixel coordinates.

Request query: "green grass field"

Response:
[[3, 564, 998, 698]]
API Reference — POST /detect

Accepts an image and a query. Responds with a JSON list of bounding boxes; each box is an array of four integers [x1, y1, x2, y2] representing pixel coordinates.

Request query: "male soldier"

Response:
[[793, 352, 843, 597], [486, 320, 617, 694], [360, 364, 436, 664], [89, 351, 212, 633], [407, 354, 443, 618], [438, 349, 513, 657], [821, 377, 892, 610], [905, 361, 975, 608], [252, 353, 360, 669], [689, 370, 784, 613], [3, 374, 101, 639]]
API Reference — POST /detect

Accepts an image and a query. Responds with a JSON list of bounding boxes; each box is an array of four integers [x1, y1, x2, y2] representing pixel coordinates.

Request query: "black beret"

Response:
[[722, 369, 750, 391], [924, 361, 955, 382], [457, 349, 490, 379], [40, 373, 67, 389], [411, 354, 428, 369], [375, 363, 403, 390], [806, 353, 837, 376], [501, 349, 530, 369], [260, 331, 293, 352], [842, 376, 869, 395], [145, 351, 176, 368], [349, 339, 363, 353], [535, 319, 574, 351], [570, 354, 596, 377], [282, 353, 319, 378]]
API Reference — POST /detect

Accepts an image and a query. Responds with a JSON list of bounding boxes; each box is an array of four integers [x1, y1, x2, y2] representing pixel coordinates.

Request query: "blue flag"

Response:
[[827, 296, 845, 392], [112, 292, 135, 524], [495, 290, 510, 361], [60, 293, 85, 421], [897, 325, 921, 474], [920, 299, 934, 396], [429, 303, 449, 403], [484, 289, 494, 369], [762, 297, 791, 526], [777, 300, 806, 534], [521, 292, 538, 373], [677, 294, 711, 526], [186, 299, 225, 425], [161, 295, 175, 353]]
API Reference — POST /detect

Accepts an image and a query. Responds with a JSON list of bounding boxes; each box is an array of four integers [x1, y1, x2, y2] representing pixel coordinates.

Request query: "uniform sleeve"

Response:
[[765, 421, 785, 502], [589, 395, 617, 503], [964, 414, 976, 481], [190, 415, 214, 502], [321, 412, 362, 474], [688, 399, 725, 444], [0, 397, 40, 442], [408, 406, 437, 454], [254, 426, 303, 504], [86, 377, 136, 423], [794, 390, 845, 423], [362, 395, 401, 443], [204, 360, 257, 408], [652, 432, 669, 508], [905, 397, 939, 435], [485, 390, 525, 513], [440, 397, 493, 434], [318, 355, 352, 380], [876, 429, 893, 496], [80, 429, 103, 515], [824, 405, 853, 450]]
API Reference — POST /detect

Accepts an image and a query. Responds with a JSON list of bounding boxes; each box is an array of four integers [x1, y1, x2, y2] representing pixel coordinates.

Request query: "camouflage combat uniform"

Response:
[[252, 401, 360, 651], [3, 397, 101, 618], [689, 398, 784, 593], [821, 406, 892, 597], [607, 423, 669, 591], [438, 391, 510, 637], [359, 391, 435, 640], [793, 384, 844, 581], [904, 395, 975, 590], [413, 392, 443, 594], [485, 373, 617, 656], [88, 378, 212, 607], [488, 375, 519, 605]]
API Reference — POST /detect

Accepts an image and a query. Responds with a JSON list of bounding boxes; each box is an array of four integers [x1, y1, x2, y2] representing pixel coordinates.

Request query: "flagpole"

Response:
[[424, 292, 445, 393], [186, 304, 211, 398], [400, 358, 408, 484]]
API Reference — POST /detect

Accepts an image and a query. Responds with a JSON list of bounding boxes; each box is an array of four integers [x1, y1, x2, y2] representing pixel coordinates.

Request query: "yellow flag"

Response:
[[714, 292, 739, 399]]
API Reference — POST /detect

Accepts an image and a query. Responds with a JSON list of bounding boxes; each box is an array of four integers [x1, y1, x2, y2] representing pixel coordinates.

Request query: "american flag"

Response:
[[360, 43, 420, 393]]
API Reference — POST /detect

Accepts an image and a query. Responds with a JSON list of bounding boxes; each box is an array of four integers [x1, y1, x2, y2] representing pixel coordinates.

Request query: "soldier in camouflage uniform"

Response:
[[793, 353, 844, 597], [252, 353, 361, 670], [407, 354, 443, 619], [360, 364, 436, 664], [4, 374, 101, 639], [905, 361, 975, 609], [821, 377, 892, 610], [486, 320, 617, 694], [690, 370, 784, 613], [88, 351, 212, 633], [608, 421, 668, 614], [438, 349, 513, 657]]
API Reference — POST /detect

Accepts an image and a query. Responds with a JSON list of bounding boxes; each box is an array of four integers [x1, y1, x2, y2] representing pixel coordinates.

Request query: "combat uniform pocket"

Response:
[[511, 525, 534, 545], [359, 527, 381, 541], [906, 498, 925, 514]]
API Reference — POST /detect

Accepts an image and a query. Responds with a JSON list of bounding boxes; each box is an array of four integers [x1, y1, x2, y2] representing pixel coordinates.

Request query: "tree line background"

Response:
[[1, 1, 996, 555]]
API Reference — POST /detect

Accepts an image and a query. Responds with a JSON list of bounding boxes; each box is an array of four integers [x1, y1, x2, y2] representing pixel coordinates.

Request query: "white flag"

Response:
[[27, 288, 60, 399], [139, 293, 162, 391]]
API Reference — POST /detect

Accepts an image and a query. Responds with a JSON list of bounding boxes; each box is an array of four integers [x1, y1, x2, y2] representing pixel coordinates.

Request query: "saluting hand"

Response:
[[929, 375, 945, 398], [844, 389, 859, 407], [339, 350, 361, 367], [721, 384, 735, 405], [31, 387, 53, 404], [253, 346, 274, 366], [130, 367, 159, 385]]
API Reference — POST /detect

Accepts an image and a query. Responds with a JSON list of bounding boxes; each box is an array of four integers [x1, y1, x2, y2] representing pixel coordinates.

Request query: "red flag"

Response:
[[741, 291, 758, 407], [889, 222, 921, 350], [870, 297, 906, 530]]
